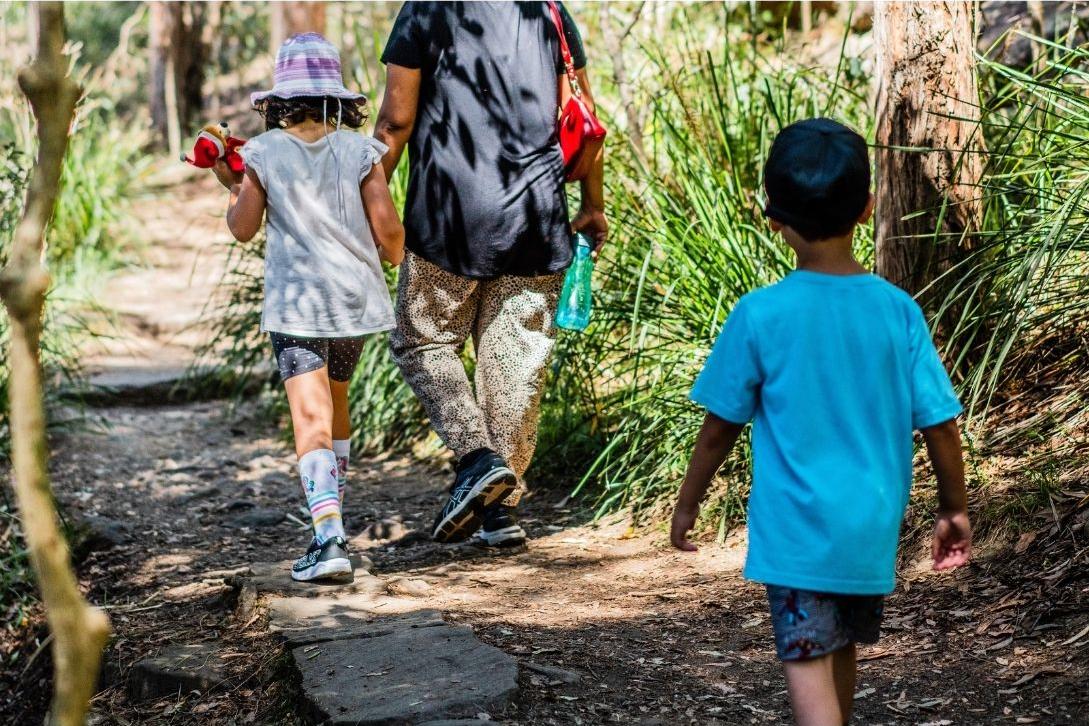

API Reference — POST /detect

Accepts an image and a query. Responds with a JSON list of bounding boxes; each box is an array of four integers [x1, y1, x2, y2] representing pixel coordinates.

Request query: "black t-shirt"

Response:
[[382, 1, 587, 279]]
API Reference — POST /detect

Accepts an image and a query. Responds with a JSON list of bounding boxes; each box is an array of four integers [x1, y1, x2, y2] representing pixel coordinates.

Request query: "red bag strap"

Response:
[[546, 0, 582, 98]]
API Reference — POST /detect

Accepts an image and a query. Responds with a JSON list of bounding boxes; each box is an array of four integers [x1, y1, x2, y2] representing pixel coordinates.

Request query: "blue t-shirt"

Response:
[[690, 270, 962, 595]]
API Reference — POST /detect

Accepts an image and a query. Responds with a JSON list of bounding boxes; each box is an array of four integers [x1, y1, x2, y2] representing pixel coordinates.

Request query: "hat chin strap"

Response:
[[323, 97, 347, 224]]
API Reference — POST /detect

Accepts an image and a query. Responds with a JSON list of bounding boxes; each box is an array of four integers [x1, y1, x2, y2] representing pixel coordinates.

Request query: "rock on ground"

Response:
[[291, 621, 517, 725], [127, 643, 230, 702]]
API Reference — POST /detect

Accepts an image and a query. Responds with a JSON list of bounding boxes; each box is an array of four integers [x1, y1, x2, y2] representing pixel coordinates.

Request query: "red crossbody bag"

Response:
[[547, 1, 606, 183]]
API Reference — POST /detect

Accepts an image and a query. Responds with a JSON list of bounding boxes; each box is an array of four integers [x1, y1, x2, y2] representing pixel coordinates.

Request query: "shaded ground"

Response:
[[2, 173, 1087, 724], [0, 395, 1080, 724]]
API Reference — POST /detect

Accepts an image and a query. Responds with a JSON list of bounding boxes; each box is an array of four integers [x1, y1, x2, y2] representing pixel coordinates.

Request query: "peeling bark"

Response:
[[270, 1, 327, 54], [874, 1, 986, 301], [0, 4, 111, 725], [149, 1, 208, 155]]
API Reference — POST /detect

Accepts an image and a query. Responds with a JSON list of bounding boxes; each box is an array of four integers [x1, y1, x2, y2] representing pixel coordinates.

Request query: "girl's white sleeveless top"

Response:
[[240, 129, 394, 337]]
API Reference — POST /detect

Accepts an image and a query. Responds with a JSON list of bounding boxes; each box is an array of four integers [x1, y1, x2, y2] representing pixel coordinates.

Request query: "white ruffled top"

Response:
[[240, 129, 394, 338]]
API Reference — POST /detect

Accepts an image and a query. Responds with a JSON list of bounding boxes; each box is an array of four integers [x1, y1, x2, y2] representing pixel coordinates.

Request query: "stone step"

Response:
[[62, 367, 272, 407], [127, 643, 230, 702], [291, 621, 517, 725], [230, 559, 520, 723]]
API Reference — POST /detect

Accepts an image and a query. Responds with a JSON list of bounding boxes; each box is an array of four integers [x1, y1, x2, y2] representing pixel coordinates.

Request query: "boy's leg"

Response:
[[389, 252, 490, 460], [830, 595, 883, 723], [783, 656, 842, 726], [832, 642, 857, 722], [768, 586, 866, 726], [472, 271, 563, 505]]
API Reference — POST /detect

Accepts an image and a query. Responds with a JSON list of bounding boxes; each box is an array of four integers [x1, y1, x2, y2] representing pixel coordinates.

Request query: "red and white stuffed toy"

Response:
[[182, 121, 246, 173]]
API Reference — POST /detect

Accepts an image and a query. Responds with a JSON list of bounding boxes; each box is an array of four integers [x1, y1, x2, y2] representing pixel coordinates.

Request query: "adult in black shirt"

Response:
[[376, 1, 606, 546]]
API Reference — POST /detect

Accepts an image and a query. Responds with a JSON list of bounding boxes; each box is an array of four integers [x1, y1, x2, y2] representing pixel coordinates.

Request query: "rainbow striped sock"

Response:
[[333, 439, 350, 508], [299, 448, 344, 544]]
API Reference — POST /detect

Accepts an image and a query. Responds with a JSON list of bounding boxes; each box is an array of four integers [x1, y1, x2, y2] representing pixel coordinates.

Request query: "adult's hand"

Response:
[[572, 205, 608, 257], [374, 64, 421, 181]]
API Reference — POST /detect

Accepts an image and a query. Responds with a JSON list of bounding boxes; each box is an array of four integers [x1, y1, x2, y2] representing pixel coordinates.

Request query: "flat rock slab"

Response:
[[128, 643, 229, 701], [293, 623, 517, 724], [228, 559, 376, 597], [271, 606, 446, 647]]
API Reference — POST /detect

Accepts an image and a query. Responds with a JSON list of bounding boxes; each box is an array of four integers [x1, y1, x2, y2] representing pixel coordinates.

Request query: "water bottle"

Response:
[[556, 232, 594, 331]]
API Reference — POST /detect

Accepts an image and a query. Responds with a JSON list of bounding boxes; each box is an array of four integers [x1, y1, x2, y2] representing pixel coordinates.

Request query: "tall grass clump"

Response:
[[0, 52, 145, 461], [541, 21, 873, 528], [934, 37, 1089, 432]]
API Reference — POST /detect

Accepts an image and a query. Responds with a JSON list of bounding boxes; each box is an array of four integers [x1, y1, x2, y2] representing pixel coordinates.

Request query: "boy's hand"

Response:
[[670, 503, 699, 552], [932, 509, 972, 571], [669, 414, 745, 553], [212, 159, 244, 190]]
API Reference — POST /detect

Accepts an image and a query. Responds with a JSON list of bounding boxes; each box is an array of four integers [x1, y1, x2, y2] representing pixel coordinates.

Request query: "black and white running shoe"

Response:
[[432, 448, 516, 543], [291, 536, 352, 582], [477, 504, 527, 547]]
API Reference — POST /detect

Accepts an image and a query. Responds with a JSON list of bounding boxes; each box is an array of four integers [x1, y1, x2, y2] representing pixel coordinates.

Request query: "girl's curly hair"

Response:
[[257, 95, 369, 132]]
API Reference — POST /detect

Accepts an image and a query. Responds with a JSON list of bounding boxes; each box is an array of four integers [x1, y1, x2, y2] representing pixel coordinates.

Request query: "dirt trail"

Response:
[[83, 165, 232, 391], [7, 176, 1088, 724]]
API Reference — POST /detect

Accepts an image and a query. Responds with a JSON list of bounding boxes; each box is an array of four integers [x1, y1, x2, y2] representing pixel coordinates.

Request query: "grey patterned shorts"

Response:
[[268, 332, 365, 382], [766, 585, 884, 661]]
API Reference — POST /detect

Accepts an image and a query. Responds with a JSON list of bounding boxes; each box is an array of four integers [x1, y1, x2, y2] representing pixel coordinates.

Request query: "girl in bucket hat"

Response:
[[210, 33, 405, 583]]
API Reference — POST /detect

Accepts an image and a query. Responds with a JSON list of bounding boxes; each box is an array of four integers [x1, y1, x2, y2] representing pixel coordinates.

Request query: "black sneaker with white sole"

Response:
[[291, 536, 352, 582], [477, 504, 527, 547], [431, 448, 516, 543]]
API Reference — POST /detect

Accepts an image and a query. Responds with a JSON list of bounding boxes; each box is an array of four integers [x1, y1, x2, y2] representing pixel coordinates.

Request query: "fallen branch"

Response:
[[0, 4, 111, 725]]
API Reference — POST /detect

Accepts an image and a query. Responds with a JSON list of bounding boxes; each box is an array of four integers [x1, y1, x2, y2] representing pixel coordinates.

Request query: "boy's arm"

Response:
[[671, 413, 745, 551], [921, 418, 972, 571]]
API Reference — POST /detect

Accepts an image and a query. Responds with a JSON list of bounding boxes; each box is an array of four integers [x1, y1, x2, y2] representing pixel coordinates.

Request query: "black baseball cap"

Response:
[[763, 118, 871, 241]]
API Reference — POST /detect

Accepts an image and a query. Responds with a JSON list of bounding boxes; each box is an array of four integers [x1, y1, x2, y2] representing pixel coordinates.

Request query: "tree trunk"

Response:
[[598, 2, 647, 165], [149, 1, 207, 155], [0, 4, 111, 725], [270, 1, 326, 54], [149, 1, 181, 155], [873, 1, 985, 302], [178, 2, 209, 133]]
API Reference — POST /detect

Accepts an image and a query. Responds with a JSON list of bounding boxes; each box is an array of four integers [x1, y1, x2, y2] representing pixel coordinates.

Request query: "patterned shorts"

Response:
[[766, 585, 884, 661], [268, 333, 365, 382]]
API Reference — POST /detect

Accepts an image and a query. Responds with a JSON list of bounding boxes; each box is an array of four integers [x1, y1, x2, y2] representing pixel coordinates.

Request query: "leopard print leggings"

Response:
[[390, 252, 563, 505]]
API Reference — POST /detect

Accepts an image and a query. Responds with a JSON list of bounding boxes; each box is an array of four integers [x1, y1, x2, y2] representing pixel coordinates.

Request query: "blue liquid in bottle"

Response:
[[556, 232, 594, 331]]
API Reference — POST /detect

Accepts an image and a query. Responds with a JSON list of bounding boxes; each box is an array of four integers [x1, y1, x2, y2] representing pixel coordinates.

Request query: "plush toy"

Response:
[[181, 122, 246, 174]]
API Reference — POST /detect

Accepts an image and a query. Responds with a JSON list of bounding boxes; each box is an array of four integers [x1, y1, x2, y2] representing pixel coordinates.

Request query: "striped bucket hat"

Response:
[[251, 33, 364, 106]]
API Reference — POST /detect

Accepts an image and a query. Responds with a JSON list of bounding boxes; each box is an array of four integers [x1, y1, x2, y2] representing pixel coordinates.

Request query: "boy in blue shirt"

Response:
[[670, 118, 972, 726]]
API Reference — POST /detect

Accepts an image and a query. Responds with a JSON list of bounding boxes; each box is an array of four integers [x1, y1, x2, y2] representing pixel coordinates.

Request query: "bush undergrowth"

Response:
[[535, 18, 873, 530], [202, 15, 1089, 537]]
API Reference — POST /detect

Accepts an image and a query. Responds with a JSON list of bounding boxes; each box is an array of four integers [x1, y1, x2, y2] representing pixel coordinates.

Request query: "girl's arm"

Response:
[[216, 160, 266, 242], [361, 163, 405, 266]]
